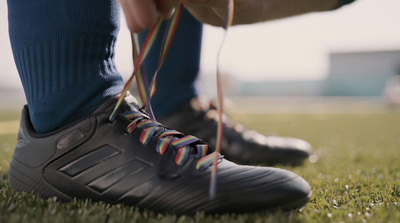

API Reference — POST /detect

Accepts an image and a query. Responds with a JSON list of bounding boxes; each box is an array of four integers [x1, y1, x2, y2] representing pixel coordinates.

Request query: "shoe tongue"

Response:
[[117, 93, 141, 113], [95, 92, 141, 114]]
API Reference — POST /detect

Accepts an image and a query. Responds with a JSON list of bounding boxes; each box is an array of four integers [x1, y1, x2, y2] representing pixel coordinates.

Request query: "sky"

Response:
[[1, 0, 400, 90]]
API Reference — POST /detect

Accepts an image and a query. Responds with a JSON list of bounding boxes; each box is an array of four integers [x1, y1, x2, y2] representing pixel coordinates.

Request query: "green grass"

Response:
[[1, 111, 399, 223]]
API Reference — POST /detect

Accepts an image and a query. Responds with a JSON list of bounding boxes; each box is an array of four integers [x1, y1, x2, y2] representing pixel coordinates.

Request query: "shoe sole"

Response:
[[279, 190, 312, 211]]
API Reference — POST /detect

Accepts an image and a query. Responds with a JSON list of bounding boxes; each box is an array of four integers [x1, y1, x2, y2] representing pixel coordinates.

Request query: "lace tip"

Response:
[[209, 176, 217, 199], [209, 152, 219, 199]]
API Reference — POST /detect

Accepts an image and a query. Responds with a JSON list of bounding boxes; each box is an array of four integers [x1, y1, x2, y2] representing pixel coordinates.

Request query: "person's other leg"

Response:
[[138, 8, 202, 118], [138, 8, 313, 166], [7, 0, 312, 213], [8, 0, 123, 133]]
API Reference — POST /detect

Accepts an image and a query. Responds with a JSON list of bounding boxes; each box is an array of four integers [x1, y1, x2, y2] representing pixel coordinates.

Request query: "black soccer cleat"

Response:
[[158, 98, 313, 166], [9, 94, 312, 214]]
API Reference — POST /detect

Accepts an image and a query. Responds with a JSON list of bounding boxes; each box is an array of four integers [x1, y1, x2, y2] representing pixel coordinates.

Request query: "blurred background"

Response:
[[1, 0, 400, 112]]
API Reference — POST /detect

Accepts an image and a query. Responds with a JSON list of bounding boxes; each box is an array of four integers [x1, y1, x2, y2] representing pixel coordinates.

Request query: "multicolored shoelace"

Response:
[[109, 1, 234, 198], [121, 110, 217, 170]]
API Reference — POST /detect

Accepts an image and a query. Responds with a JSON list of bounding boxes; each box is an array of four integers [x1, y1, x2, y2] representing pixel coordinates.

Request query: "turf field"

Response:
[[0, 105, 399, 223]]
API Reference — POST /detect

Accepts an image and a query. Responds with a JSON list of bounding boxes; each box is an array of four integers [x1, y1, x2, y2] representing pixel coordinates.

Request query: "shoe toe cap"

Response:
[[240, 167, 312, 211], [259, 168, 312, 210], [267, 135, 312, 149], [227, 135, 313, 165], [262, 136, 314, 165], [266, 136, 313, 156], [206, 163, 312, 213]]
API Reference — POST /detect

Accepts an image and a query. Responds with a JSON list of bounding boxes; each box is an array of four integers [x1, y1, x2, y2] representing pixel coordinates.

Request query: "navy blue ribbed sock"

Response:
[[8, 0, 124, 133], [139, 8, 203, 118]]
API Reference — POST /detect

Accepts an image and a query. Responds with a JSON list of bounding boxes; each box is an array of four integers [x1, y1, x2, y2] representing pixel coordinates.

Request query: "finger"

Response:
[[119, 0, 158, 32], [156, 0, 181, 19]]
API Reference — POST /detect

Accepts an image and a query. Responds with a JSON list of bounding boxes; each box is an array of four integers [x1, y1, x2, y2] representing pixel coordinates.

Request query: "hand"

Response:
[[119, 0, 180, 33], [120, 0, 340, 32], [184, 0, 339, 27]]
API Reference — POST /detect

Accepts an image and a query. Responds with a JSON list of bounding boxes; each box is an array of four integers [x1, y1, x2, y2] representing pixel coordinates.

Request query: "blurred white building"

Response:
[[230, 49, 400, 97], [323, 50, 400, 96]]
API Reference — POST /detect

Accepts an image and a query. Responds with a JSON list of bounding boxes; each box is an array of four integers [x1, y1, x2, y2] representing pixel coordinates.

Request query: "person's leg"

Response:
[[8, 0, 123, 133], [138, 8, 202, 118]]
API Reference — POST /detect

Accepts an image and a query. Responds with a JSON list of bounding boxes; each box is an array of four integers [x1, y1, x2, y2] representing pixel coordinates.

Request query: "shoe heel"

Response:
[[9, 158, 71, 201], [8, 163, 34, 193]]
